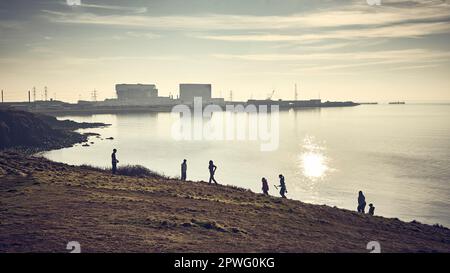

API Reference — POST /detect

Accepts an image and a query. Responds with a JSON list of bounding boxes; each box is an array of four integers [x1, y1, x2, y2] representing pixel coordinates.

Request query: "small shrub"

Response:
[[80, 164, 167, 178], [117, 164, 166, 178]]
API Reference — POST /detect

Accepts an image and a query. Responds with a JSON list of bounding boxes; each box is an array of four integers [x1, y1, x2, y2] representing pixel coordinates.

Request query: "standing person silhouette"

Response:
[[368, 203, 375, 216], [357, 191, 366, 213], [181, 159, 187, 181], [111, 149, 119, 174], [262, 177, 269, 195], [278, 174, 287, 198], [208, 160, 218, 184]]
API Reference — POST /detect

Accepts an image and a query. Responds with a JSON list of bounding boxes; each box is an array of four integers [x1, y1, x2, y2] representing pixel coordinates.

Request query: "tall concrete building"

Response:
[[116, 84, 158, 101], [179, 84, 212, 103]]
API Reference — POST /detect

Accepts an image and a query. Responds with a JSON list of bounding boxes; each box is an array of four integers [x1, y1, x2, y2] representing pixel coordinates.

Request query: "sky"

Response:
[[0, 0, 449, 102]]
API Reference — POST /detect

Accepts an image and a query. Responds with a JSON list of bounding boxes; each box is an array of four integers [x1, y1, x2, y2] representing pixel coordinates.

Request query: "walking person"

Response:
[[277, 174, 287, 198], [111, 149, 119, 174], [208, 160, 218, 184], [357, 191, 366, 213], [262, 177, 269, 195], [181, 159, 187, 181]]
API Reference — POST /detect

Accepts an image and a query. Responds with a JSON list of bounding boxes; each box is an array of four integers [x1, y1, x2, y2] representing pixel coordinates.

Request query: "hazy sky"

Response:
[[0, 0, 449, 102]]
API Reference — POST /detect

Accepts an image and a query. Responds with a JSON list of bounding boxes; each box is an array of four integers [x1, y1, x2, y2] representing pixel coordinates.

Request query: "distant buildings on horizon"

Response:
[[1, 82, 363, 112], [89, 83, 225, 107]]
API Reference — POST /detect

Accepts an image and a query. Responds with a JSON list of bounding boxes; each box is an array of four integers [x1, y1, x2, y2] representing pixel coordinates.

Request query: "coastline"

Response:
[[1, 109, 449, 252], [1, 151, 449, 252], [0, 108, 109, 154]]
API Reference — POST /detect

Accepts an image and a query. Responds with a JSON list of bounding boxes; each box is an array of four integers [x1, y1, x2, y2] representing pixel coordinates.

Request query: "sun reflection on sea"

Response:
[[298, 136, 330, 181]]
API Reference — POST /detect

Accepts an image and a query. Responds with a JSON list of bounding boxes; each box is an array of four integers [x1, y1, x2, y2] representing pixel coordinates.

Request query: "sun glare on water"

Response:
[[301, 152, 328, 178], [298, 136, 330, 180]]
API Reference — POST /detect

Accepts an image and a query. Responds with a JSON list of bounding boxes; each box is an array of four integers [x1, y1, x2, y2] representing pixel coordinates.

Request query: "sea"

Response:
[[43, 104, 450, 227]]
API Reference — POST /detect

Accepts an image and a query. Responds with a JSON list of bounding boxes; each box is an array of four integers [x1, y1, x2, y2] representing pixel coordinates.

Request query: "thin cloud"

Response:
[[43, 1, 450, 30], [387, 63, 442, 71], [198, 22, 450, 43], [60, 2, 148, 14], [212, 49, 450, 62]]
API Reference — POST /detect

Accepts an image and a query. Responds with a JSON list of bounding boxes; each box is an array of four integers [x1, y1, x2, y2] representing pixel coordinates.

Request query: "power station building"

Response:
[[179, 84, 212, 103], [116, 84, 158, 101], [98, 83, 224, 106], [103, 83, 175, 106]]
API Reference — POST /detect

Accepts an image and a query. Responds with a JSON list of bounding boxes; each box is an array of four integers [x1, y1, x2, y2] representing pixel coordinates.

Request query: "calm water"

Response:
[[44, 104, 450, 226]]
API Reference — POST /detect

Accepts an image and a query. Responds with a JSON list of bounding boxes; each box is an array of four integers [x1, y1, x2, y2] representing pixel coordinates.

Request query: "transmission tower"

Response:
[[295, 83, 298, 101], [91, 90, 97, 102]]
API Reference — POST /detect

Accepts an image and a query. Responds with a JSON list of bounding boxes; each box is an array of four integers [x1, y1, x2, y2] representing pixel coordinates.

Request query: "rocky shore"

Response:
[[0, 108, 108, 152]]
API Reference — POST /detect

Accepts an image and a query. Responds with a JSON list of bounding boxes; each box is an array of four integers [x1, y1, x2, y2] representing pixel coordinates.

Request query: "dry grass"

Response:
[[79, 164, 168, 178], [0, 151, 449, 253]]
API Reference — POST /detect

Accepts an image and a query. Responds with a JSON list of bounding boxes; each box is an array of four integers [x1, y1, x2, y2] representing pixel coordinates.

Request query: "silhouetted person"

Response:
[[368, 203, 375, 216], [278, 174, 287, 198], [111, 149, 119, 174], [357, 191, 366, 213], [208, 160, 218, 184], [181, 159, 187, 181], [262, 177, 269, 195]]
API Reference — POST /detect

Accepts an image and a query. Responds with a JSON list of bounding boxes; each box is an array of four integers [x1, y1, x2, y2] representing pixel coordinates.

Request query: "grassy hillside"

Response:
[[0, 151, 449, 253]]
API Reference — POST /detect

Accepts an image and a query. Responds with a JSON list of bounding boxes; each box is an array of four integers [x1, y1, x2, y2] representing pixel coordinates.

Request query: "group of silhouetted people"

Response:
[[110, 148, 376, 215], [180, 159, 219, 184], [111, 149, 220, 185], [357, 191, 375, 216], [261, 174, 288, 198]]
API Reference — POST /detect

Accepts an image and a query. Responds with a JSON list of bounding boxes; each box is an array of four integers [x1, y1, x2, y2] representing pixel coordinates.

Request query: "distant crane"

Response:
[[267, 90, 275, 100]]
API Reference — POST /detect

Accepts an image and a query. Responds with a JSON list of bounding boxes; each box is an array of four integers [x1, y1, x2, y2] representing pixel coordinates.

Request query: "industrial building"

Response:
[[179, 84, 212, 103], [179, 83, 225, 105], [103, 83, 177, 106], [116, 84, 158, 101]]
